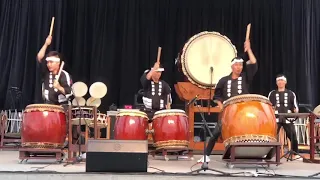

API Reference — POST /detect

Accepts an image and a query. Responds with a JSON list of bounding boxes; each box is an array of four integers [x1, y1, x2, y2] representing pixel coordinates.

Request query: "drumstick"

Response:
[[157, 47, 162, 63], [55, 61, 65, 80], [49, 17, 55, 36], [246, 23, 251, 40]]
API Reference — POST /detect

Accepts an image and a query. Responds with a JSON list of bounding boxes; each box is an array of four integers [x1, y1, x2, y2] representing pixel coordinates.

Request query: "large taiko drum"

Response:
[[221, 94, 277, 147], [152, 109, 189, 150], [178, 31, 237, 88], [114, 109, 149, 140], [21, 104, 67, 149]]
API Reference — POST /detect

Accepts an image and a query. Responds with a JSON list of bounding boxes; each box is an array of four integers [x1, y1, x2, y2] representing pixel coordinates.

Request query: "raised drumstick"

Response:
[[157, 47, 162, 63], [246, 23, 251, 40], [49, 17, 55, 36]]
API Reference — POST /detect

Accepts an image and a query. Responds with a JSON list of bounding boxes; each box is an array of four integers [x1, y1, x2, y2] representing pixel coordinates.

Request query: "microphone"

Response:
[[187, 95, 199, 106], [210, 67, 213, 72]]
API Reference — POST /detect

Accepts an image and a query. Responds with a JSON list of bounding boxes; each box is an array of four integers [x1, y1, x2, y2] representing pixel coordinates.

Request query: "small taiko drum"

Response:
[[221, 94, 277, 157], [114, 109, 149, 140], [21, 104, 66, 149], [152, 109, 189, 150], [71, 107, 94, 125]]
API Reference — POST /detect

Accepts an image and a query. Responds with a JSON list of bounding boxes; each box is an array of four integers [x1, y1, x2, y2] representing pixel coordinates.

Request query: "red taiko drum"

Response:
[[21, 104, 67, 149], [114, 109, 149, 140], [221, 94, 277, 147], [152, 109, 189, 150]]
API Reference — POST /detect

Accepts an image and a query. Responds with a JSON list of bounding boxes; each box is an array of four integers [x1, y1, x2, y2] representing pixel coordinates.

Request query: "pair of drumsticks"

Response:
[[48, 17, 65, 81]]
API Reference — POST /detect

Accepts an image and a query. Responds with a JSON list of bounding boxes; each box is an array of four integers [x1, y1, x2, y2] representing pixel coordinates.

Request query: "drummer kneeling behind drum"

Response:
[[198, 39, 258, 163], [140, 62, 172, 121]]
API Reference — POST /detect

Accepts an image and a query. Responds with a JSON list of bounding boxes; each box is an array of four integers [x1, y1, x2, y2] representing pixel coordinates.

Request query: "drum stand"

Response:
[[64, 91, 92, 167], [280, 117, 311, 162], [189, 104, 227, 175]]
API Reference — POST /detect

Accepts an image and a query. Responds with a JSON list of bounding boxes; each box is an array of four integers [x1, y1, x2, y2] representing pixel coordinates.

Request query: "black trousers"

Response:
[[277, 122, 299, 153], [205, 120, 222, 156]]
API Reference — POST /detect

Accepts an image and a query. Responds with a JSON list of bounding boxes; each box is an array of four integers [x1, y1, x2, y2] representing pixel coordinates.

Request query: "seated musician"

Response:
[[140, 62, 172, 120], [198, 39, 257, 163], [37, 35, 73, 105], [267, 74, 299, 155]]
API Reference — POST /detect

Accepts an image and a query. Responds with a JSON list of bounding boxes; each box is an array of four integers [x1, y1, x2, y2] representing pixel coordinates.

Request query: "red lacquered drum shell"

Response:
[[221, 94, 277, 147], [21, 104, 66, 149], [114, 110, 149, 140], [152, 109, 189, 150]]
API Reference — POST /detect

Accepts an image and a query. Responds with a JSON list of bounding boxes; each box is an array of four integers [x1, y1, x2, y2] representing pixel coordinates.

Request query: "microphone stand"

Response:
[[208, 67, 213, 114], [63, 87, 93, 167], [188, 98, 227, 175]]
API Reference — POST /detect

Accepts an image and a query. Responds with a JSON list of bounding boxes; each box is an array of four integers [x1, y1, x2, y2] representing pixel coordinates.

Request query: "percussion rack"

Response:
[[67, 105, 98, 162], [0, 110, 21, 150], [299, 112, 320, 164], [66, 105, 110, 162]]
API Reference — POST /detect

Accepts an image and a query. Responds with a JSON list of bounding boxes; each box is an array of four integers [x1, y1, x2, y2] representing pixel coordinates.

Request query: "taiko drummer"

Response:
[[198, 39, 258, 163], [36, 35, 73, 105], [140, 62, 172, 120]]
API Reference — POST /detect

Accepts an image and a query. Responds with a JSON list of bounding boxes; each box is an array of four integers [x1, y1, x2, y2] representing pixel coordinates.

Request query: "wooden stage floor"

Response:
[[0, 150, 319, 179]]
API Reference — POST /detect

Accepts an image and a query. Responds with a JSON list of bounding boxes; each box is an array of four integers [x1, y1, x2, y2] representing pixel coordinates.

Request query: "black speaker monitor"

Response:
[[86, 140, 148, 172]]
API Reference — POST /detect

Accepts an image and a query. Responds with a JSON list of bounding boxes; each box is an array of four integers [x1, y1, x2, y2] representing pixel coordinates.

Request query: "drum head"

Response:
[[154, 109, 186, 115], [89, 82, 107, 98], [86, 97, 101, 107], [118, 109, 148, 117], [181, 31, 237, 88], [72, 97, 86, 106], [72, 81, 88, 97], [314, 105, 320, 116]]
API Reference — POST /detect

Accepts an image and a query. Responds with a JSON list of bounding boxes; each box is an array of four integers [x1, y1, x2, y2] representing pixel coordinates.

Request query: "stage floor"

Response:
[[0, 150, 319, 179]]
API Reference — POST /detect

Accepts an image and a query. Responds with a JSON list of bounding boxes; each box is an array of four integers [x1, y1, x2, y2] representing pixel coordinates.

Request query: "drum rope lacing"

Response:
[[223, 94, 272, 109], [223, 134, 278, 147]]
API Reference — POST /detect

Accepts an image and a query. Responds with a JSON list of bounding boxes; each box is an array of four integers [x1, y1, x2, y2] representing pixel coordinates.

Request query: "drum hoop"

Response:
[[154, 109, 186, 114], [181, 31, 237, 89], [153, 112, 188, 120], [24, 104, 64, 113], [71, 107, 93, 111], [222, 94, 272, 110], [117, 112, 149, 120], [223, 134, 277, 147]]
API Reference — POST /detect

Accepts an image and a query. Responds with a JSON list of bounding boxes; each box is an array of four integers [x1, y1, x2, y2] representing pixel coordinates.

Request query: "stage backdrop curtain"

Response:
[[0, 0, 319, 111]]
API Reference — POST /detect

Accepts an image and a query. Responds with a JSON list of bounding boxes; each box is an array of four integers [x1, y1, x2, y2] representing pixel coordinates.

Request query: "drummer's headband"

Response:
[[46, 56, 60, 62], [276, 76, 287, 82], [231, 58, 244, 65]]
